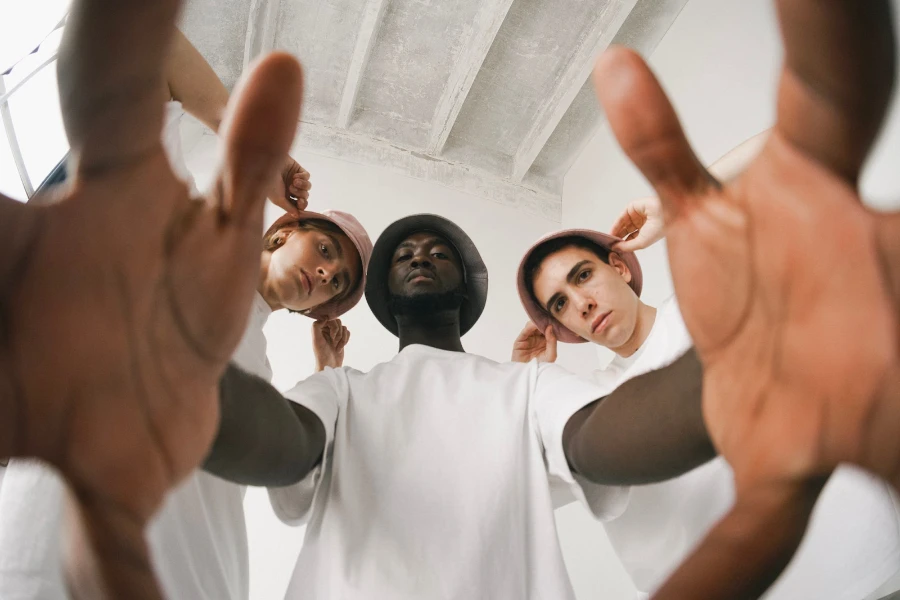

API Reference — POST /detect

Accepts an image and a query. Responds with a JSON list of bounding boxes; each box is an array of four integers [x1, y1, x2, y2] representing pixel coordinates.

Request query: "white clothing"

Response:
[[163, 100, 200, 196], [268, 344, 627, 600], [595, 296, 900, 600], [145, 290, 272, 600], [0, 103, 272, 600]]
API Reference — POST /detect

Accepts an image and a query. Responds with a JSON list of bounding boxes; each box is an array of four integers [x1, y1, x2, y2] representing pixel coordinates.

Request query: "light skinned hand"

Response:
[[594, 0, 898, 598], [267, 157, 311, 215], [511, 322, 558, 363], [609, 196, 665, 252], [313, 319, 350, 371], [0, 0, 304, 597]]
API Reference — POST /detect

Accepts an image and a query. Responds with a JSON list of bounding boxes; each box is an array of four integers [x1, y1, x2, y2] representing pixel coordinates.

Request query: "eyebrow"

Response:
[[544, 259, 593, 313], [394, 236, 447, 254], [325, 233, 345, 259]]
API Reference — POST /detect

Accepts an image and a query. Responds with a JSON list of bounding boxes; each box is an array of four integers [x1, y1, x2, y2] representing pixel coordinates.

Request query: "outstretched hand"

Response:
[[593, 0, 898, 597], [0, 0, 303, 597]]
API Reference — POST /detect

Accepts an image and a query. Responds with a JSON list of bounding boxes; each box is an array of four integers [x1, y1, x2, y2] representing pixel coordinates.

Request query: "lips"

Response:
[[297, 269, 312, 295], [406, 269, 435, 283], [591, 311, 612, 335]]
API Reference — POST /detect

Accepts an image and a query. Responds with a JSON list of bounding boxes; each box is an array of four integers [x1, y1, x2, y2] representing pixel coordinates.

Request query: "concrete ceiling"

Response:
[[180, 0, 689, 220]]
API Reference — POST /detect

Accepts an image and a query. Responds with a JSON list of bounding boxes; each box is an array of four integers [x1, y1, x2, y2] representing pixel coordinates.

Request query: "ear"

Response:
[[608, 252, 633, 285]]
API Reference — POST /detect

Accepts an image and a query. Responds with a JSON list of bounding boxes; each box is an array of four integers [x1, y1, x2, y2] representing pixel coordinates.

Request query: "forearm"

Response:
[[653, 477, 826, 600], [203, 364, 325, 486], [165, 29, 229, 132], [565, 348, 714, 485]]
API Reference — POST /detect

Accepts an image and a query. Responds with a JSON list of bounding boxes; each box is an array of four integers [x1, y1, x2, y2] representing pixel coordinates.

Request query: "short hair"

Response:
[[523, 236, 611, 312]]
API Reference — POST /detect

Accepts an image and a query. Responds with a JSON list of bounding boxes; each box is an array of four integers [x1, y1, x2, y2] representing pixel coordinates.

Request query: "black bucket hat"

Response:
[[365, 214, 488, 337]]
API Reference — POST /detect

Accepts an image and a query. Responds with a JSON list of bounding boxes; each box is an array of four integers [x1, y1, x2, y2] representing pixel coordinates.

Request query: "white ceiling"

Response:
[[180, 0, 689, 220]]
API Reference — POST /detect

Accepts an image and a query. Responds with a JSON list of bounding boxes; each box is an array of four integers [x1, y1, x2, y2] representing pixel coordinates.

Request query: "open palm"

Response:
[[594, 0, 899, 597], [0, 0, 302, 596]]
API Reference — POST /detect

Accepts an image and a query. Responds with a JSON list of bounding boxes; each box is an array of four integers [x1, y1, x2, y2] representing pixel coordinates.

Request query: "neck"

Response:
[[395, 310, 465, 353], [257, 253, 282, 311], [613, 301, 657, 358]]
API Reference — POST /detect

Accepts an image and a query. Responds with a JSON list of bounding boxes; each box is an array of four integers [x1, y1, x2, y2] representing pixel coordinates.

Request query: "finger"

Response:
[[271, 196, 301, 218], [775, 0, 895, 183], [609, 211, 638, 239], [593, 47, 715, 219], [612, 231, 652, 253], [290, 179, 312, 193], [545, 328, 558, 363], [59, 0, 181, 176], [340, 326, 350, 348], [214, 53, 303, 223], [295, 197, 309, 212]]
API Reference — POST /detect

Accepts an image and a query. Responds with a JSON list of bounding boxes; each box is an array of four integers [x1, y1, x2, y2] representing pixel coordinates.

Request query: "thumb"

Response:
[[612, 232, 649, 253], [544, 326, 559, 362], [215, 53, 303, 227], [593, 47, 713, 222]]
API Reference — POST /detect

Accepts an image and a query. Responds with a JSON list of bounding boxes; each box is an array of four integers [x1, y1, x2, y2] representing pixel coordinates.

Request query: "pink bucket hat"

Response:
[[516, 229, 643, 344], [264, 210, 373, 320]]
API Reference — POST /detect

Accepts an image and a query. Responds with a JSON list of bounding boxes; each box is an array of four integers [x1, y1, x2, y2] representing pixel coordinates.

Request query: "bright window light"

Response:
[[7, 59, 69, 187], [0, 119, 28, 201], [0, 0, 70, 73]]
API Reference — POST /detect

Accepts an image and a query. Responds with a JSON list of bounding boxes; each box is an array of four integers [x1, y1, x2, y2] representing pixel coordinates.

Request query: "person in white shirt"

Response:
[[0, 29, 372, 600], [203, 213, 717, 600], [513, 218, 900, 597]]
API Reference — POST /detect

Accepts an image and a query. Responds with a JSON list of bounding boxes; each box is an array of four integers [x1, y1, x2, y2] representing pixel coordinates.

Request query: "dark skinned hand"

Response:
[[0, 0, 303, 597], [592, 0, 899, 597]]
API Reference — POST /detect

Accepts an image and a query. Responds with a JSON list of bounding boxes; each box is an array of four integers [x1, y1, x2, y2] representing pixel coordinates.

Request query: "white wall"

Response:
[[559, 0, 900, 597]]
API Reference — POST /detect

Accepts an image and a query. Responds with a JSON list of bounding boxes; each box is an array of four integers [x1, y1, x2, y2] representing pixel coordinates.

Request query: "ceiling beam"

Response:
[[243, 0, 282, 68], [425, 0, 515, 155], [510, 0, 639, 183], [337, 0, 390, 129]]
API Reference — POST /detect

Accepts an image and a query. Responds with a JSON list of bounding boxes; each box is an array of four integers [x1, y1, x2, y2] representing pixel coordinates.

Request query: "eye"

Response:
[[332, 276, 341, 291], [553, 297, 567, 313], [320, 243, 330, 257], [396, 254, 412, 263], [432, 252, 448, 260], [577, 269, 591, 282]]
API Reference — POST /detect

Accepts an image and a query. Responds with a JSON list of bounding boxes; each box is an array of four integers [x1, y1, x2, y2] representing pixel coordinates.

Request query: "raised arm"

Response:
[[610, 129, 770, 253], [165, 29, 311, 213], [203, 364, 326, 487], [165, 29, 231, 132], [562, 348, 714, 485]]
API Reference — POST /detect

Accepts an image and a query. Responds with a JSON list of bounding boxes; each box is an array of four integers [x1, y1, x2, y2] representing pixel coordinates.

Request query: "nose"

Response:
[[316, 264, 334, 286], [409, 253, 433, 270], [574, 294, 595, 319]]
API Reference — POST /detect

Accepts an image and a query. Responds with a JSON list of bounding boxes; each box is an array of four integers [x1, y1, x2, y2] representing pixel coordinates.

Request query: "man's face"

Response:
[[531, 246, 640, 349], [388, 232, 464, 298]]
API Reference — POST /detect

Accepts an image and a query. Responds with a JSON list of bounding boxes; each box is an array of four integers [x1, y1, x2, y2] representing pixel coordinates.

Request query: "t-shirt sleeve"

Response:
[[532, 362, 631, 521], [267, 369, 343, 526]]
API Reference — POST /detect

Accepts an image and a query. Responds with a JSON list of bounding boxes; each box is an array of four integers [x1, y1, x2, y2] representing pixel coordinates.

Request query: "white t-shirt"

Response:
[[268, 344, 628, 600], [0, 103, 273, 600], [595, 296, 900, 600]]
